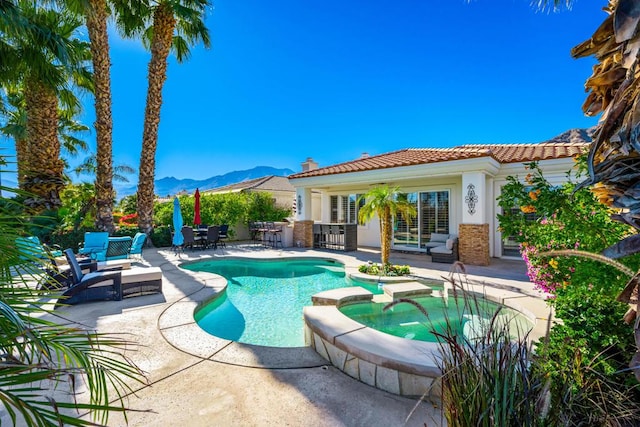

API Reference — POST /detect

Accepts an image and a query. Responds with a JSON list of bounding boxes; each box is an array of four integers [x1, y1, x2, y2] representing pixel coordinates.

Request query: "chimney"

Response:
[[360, 152, 370, 159], [301, 157, 318, 172]]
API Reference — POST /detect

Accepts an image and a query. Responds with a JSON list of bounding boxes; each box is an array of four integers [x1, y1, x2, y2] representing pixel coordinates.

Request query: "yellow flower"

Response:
[[549, 259, 559, 270], [520, 205, 536, 214]]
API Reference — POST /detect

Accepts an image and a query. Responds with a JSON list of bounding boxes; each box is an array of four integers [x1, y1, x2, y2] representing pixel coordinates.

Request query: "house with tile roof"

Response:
[[288, 134, 590, 265], [204, 175, 322, 221]]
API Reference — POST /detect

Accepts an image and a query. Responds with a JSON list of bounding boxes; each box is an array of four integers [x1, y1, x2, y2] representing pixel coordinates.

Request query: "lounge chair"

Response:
[[129, 232, 147, 259], [58, 249, 123, 307], [56, 249, 163, 307], [15, 236, 63, 261], [78, 232, 109, 261], [15, 236, 68, 290]]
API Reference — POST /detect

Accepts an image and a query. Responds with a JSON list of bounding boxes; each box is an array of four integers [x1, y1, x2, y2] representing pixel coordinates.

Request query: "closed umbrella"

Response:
[[194, 188, 201, 226], [172, 197, 184, 247]]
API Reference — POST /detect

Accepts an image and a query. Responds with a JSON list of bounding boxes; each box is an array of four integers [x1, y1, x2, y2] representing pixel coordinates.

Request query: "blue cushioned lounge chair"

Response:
[[78, 232, 109, 261], [129, 232, 147, 259]]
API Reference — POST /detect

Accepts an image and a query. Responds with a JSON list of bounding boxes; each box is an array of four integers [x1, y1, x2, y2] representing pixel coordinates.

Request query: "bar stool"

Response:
[[312, 223, 322, 248], [330, 225, 343, 250], [270, 224, 283, 248], [321, 224, 331, 249]]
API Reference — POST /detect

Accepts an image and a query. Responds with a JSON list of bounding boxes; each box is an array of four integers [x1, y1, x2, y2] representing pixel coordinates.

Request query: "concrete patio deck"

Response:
[[23, 243, 546, 426]]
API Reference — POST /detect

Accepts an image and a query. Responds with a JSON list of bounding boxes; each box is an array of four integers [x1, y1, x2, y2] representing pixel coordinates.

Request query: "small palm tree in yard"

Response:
[[358, 185, 417, 266]]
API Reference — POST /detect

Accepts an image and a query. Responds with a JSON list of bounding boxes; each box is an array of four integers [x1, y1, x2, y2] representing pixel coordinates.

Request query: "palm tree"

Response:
[[129, 0, 211, 235], [63, 0, 122, 233], [0, 3, 92, 212], [1, 86, 90, 188], [358, 185, 416, 266], [73, 153, 135, 183]]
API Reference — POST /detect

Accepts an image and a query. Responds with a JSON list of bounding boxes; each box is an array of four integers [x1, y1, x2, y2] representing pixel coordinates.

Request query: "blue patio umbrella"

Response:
[[172, 197, 184, 247]]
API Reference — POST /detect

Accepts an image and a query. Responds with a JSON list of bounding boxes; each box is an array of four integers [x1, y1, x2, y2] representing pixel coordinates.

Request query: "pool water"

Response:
[[339, 296, 533, 342], [187, 258, 382, 347]]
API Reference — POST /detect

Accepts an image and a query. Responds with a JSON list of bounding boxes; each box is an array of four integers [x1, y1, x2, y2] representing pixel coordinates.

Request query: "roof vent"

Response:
[[301, 157, 318, 172], [360, 152, 370, 159]]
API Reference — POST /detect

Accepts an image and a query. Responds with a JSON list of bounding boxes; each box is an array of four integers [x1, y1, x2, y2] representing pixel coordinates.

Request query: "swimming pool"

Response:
[[339, 296, 534, 342], [187, 258, 382, 347]]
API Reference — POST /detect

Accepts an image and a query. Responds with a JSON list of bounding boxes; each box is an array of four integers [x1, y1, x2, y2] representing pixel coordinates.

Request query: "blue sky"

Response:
[[44, 1, 609, 182]]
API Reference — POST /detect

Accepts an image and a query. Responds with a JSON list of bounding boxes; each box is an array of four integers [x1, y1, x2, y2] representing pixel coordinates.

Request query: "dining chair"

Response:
[[181, 226, 203, 250], [206, 226, 220, 250]]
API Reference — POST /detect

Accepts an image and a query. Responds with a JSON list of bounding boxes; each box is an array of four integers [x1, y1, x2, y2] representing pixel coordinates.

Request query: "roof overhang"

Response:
[[289, 157, 501, 189]]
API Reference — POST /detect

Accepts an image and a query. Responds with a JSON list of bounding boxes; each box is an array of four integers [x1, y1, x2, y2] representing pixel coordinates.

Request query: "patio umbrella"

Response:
[[172, 197, 184, 247], [194, 188, 201, 226]]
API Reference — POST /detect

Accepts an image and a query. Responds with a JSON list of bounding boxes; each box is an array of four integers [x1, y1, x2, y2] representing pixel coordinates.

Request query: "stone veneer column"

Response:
[[459, 224, 490, 266], [293, 220, 314, 248]]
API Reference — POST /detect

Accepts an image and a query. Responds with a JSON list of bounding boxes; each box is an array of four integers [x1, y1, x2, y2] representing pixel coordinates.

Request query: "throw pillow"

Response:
[[446, 239, 454, 250]]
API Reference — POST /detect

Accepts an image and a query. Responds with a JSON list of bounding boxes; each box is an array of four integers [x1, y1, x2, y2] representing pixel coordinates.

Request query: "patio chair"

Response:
[[106, 236, 133, 260], [206, 226, 220, 249], [16, 236, 63, 262], [13, 237, 70, 290], [129, 232, 147, 259], [78, 232, 109, 261], [181, 226, 203, 250], [57, 249, 123, 307], [218, 224, 229, 248]]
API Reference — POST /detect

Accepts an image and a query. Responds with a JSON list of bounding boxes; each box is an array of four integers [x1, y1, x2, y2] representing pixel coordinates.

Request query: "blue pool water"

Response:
[[187, 258, 382, 347], [339, 296, 533, 342]]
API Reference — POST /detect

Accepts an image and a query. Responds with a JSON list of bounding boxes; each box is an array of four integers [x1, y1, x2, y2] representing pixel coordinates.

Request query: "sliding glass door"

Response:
[[393, 193, 419, 248], [393, 190, 450, 251]]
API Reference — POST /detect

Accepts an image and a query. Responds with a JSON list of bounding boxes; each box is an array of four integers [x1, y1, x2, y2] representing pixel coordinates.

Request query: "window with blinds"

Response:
[[330, 196, 338, 223], [330, 194, 365, 224]]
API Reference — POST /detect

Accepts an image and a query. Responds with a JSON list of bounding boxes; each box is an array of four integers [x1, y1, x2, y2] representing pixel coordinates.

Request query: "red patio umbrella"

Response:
[[194, 188, 201, 226]]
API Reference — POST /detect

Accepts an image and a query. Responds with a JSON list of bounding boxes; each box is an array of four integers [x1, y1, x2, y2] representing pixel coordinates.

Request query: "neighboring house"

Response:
[[288, 130, 591, 265], [204, 175, 321, 220]]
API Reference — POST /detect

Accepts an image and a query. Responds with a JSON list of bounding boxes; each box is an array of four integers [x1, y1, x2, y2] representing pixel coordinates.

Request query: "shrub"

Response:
[[150, 225, 171, 247], [498, 159, 640, 423], [358, 262, 410, 276]]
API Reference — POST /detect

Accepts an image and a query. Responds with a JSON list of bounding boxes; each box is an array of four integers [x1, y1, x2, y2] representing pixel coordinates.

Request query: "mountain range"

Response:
[[115, 165, 295, 198]]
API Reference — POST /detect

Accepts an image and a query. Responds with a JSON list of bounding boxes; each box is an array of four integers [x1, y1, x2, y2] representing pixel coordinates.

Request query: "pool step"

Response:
[[311, 286, 373, 306], [383, 282, 432, 299]]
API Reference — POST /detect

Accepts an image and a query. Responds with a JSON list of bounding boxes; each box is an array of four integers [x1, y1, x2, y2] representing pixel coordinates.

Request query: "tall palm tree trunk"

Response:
[[381, 206, 391, 264], [86, 0, 115, 233], [137, 3, 176, 235], [23, 78, 65, 211], [15, 136, 28, 189]]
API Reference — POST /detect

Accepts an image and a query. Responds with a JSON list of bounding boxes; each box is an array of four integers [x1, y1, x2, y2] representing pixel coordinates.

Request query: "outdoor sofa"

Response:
[[424, 233, 459, 263]]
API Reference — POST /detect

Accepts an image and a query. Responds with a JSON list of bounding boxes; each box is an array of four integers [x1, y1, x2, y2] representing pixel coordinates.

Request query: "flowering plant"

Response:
[[119, 213, 138, 226], [497, 161, 632, 296]]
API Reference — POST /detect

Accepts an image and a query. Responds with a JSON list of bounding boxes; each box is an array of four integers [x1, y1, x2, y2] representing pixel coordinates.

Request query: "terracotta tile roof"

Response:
[[204, 176, 294, 193], [289, 142, 588, 179]]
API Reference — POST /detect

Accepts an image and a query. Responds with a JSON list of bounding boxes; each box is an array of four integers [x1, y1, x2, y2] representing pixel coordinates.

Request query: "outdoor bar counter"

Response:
[[312, 223, 357, 251]]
